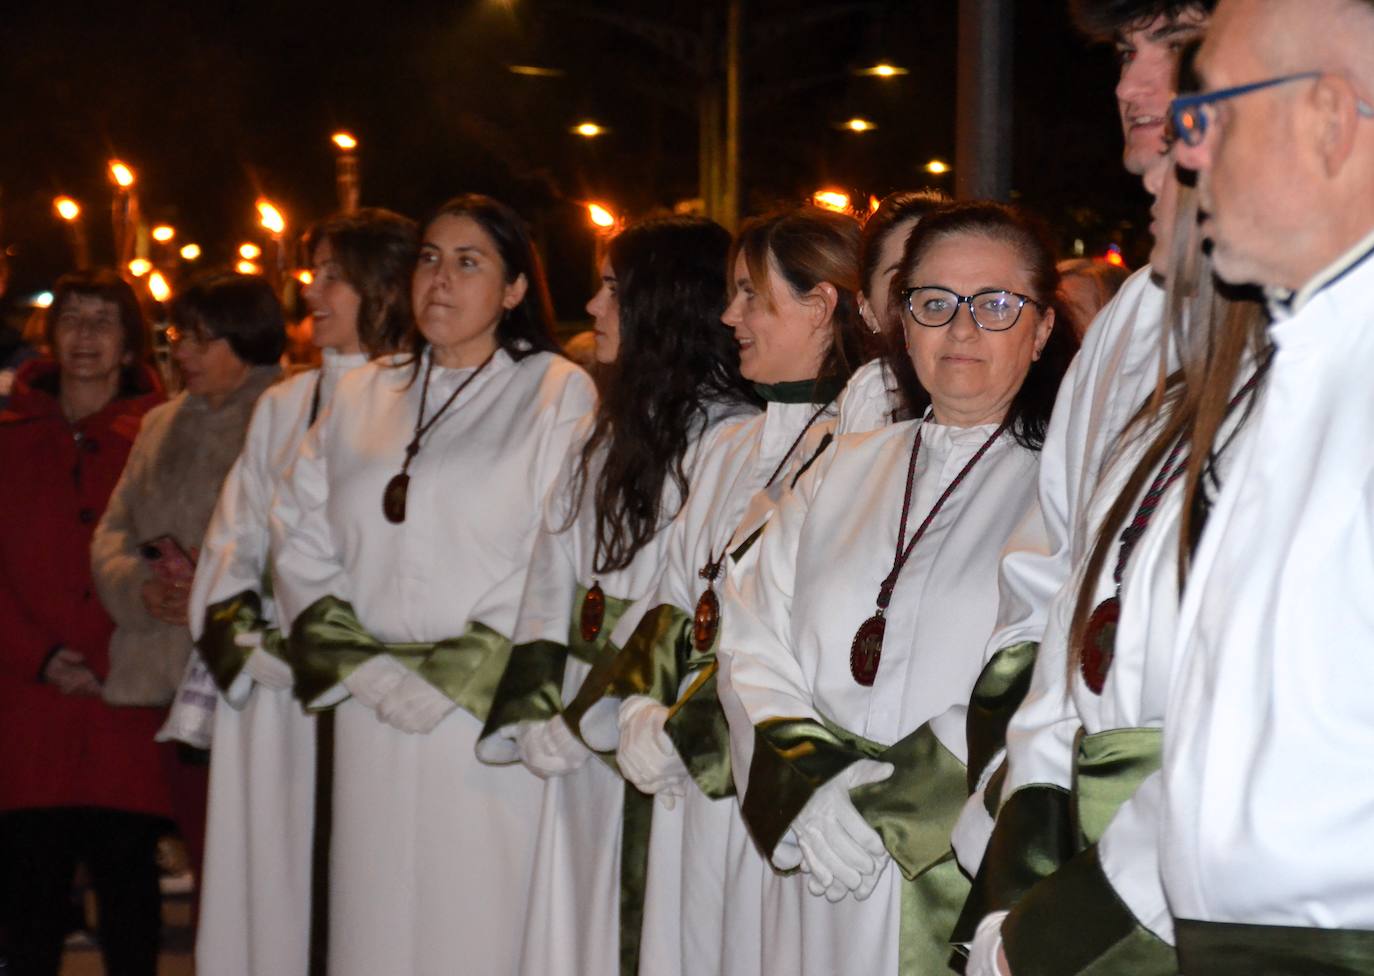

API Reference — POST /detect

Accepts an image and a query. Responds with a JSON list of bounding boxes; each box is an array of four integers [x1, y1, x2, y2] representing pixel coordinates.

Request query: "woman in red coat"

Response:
[[0, 269, 170, 976]]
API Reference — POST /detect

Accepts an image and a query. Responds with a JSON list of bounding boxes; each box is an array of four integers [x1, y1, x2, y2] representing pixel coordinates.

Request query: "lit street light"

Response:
[[236, 260, 261, 275], [151, 224, 175, 243], [180, 243, 202, 261], [332, 132, 361, 212], [128, 258, 152, 277], [108, 159, 140, 269], [53, 196, 91, 269], [239, 243, 262, 260], [843, 118, 877, 133], [108, 161, 136, 188], [925, 159, 951, 175], [857, 63, 908, 78], [811, 189, 851, 213], [296, 270, 314, 285], [572, 122, 607, 138], [257, 199, 286, 236], [587, 202, 617, 230], [148, 271, 171, 303]]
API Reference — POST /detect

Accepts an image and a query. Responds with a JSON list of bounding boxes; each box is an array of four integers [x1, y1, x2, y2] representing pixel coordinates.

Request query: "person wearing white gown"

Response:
[[270, 195, 595, 976], [721, 201, 1075, 975], [608, 197, 944, 976], [961, 134, 1271, 975], [187, 209, 417, 976], [475, 216, 758, 976]]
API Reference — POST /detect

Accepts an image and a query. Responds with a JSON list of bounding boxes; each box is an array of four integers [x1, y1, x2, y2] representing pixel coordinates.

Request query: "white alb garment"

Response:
[[722, 418, 1041, 976], [1162, 242, 1374, 929], [190, 348, 366, 976], [269, 348, 594, 976]]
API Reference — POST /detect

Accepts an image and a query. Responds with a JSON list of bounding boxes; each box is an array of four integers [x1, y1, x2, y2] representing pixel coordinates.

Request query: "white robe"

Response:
[[190, 350, 367, 976], [721, 418, 1041, 975], [270, 348, 595, 976], [1162, 239, 1374, 929], [489, 403, 757, 976], [952, 267, 1170, 874]]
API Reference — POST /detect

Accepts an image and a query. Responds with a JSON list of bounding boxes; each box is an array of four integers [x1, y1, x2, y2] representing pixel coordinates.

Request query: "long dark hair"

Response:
[[573, 216, 757, 574], [883, 201, 1078, 450], [404, 194, 560, 371], [303, 208, 418, 355], [732, 207, 869, 390]]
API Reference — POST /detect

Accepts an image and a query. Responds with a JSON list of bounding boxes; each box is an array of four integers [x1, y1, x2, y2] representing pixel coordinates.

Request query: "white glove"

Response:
[[343, 654, 410, 708], [243, 644, 294, 691], [376, 669, 457, 734], [785, 758, 894, 903], [616, 696, 688, 809], [518, 717, 591, 778], [965, 910, 1011, 976]]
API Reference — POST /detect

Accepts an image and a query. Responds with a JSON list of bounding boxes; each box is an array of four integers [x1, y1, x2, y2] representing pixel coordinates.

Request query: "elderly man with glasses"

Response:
[[1151, 0, 1374, 971]]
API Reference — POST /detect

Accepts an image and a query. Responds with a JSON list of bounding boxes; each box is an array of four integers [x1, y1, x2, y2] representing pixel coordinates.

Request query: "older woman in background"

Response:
[[0, 270, 168, 976], [91, 271, 285, 905]]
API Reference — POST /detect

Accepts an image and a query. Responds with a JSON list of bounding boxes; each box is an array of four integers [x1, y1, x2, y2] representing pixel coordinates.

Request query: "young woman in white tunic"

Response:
[[189, 210, 418, 976], [720, 202, 1075, 976], [609, 197, 942, 976], [269, 195, 595, 976], [474, 216, 758, 976], [961, 169, 1273, 976]]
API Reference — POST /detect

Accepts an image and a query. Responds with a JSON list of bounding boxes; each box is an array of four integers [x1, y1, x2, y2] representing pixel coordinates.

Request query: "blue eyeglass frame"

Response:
[[1170, 71, 1374, 146]]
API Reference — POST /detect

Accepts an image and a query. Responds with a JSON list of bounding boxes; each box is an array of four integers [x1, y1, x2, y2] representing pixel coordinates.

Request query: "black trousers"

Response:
[[0, 807, 165, 976]]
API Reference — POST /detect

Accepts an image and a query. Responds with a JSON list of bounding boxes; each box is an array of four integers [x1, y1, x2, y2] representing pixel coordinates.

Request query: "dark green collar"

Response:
[[753, 375, 844, 404]]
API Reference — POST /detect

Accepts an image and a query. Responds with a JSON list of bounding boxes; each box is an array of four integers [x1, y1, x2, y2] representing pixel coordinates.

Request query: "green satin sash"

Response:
[[1175, 918, 1374, 975], [745, 716, 970, 974], [199, 589, 285, 693], [479, 586, 633, 747], [562, 602, 690, 747], [663, 662, 734, 798], [286, 595, 511, 721], [619, 783, 654, 976], [1073, 726, 1162, 845], [1002, 846, 1177, 976], [965, 641, 1039, 793]]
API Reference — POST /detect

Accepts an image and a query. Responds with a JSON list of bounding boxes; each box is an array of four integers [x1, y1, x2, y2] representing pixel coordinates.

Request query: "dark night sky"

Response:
[[1, 0, 1148, 317]]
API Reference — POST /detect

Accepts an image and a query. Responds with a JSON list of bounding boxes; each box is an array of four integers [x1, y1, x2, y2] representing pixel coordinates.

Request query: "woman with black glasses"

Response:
[[720, 201, 1075, 975]]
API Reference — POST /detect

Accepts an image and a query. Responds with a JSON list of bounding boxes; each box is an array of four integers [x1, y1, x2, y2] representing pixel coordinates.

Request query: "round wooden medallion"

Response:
[[580, 582, 606, 642], [1080, 597, 1120, 695], [850, 614, 886, 687], [693, 587, 721, 652]]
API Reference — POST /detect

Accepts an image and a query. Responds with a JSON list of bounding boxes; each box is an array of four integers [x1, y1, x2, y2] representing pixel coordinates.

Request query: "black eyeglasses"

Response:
[[901, 286, 1046, 332]]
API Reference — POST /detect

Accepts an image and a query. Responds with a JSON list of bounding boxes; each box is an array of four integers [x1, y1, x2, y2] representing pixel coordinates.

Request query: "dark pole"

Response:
[[955, 0, 1012, 201], [722, 0, 742, 230]]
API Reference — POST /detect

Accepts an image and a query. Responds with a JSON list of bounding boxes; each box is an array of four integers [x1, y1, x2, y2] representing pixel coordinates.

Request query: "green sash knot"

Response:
[[1175, 918, 1374, 975], [285, 595, 511, 721], [199, 589, 285, 694], [744, 716, 971, 974]]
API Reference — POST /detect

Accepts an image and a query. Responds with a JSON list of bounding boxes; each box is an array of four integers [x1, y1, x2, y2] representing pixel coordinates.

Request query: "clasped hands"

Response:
[[343, 655, 455, 734], [773, 758, 895, 903]]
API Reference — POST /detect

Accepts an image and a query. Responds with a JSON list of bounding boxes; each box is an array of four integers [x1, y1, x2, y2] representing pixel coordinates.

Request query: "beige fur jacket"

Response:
[[92, 366, 280, 706]]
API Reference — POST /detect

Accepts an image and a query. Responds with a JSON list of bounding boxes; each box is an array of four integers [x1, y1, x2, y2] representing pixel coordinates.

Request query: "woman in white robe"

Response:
[[187, 210, 417, 976], [474, 216, 758, 976], [609, 197, 941, 976], [270, 195, 595, 976], [720, 201, 1075, 975]]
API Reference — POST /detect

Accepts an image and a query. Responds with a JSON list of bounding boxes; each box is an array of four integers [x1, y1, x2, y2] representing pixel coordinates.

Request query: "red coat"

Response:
[[0, 358, 172, 815]]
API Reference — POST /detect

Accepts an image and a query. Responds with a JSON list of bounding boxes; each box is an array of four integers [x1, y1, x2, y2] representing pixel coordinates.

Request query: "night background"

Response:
[[1, 0, 1148, 322]]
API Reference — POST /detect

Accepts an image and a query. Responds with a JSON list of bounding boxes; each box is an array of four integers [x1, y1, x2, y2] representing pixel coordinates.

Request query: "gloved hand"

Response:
[[375, 669, 456, 734], [965, 910, 1011, 976], [783, 758, 894, 903], [616, 696, 688, 809], [342, 654, 410, 708], [518, 717, 591, 778], [241, 635, 293, 691]]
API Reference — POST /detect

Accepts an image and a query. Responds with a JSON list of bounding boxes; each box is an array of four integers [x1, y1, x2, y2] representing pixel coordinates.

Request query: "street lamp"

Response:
[[842, 118, 877, 133], [572, 122, 607, 138], [148, 271, 171, 303], [857, 63, 908, 78], [128, 258, 152, 277], [53, 196, 91, 269], [180, 243, 202, 261], [296, 270, 314, 286], [925, 159, 951, 175], [239, 242, 262, 260], [108, 161, 136, 188], [256, 199, 286, 236], [587, 202, 617, 231], [236, 260, 261, 275], [151, 224, 175, 243], [331, 132, 360, 212], [108, 159, 140, 269], [811, 189, 852, 213]]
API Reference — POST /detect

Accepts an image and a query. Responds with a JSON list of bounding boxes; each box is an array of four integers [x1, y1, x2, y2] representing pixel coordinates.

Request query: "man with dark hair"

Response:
[[949, 2, 1218, 974], [1160, 0, 1374, 970]]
